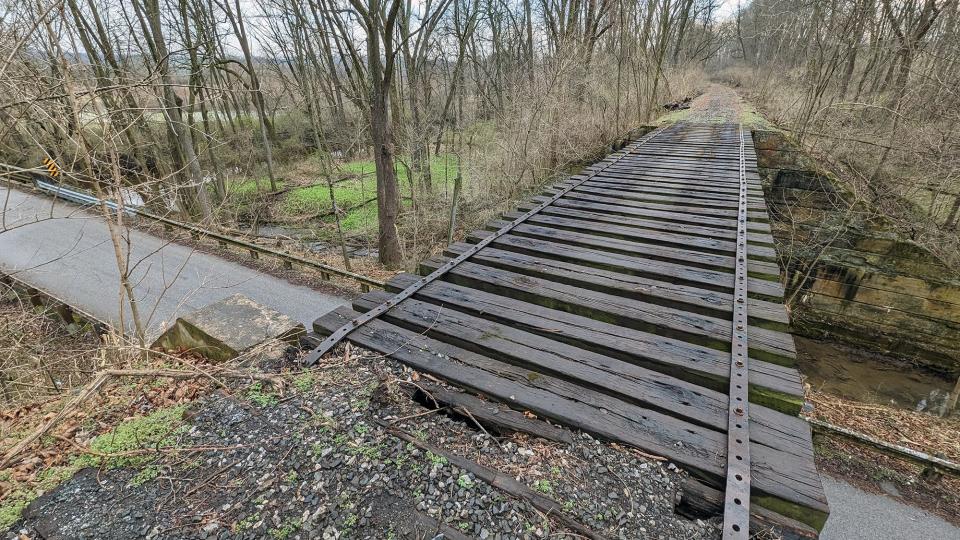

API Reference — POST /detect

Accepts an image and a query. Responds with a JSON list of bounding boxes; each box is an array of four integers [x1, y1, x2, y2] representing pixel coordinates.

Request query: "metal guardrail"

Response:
[[3, 171, 384, 292], [35, 179, 135, 217]]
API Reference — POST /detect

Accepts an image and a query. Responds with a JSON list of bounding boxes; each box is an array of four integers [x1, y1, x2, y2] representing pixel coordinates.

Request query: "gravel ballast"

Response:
[[7, 348, 720, 539]]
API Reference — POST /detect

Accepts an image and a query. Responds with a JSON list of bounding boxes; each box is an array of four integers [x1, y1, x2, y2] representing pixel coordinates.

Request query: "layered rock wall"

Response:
[[754, 130, 960, 374]]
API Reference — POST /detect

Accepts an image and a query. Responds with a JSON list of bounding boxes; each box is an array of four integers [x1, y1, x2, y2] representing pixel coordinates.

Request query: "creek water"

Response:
[[795, 336, 955, 413], [240, 223, 379, 258]]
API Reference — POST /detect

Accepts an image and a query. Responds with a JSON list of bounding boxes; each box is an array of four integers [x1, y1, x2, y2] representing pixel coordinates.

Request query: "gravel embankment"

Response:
[[7, 349, 720, 539]]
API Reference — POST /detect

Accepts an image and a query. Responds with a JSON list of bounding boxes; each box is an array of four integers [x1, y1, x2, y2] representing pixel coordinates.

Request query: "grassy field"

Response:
[[266, 154, 461, 235]]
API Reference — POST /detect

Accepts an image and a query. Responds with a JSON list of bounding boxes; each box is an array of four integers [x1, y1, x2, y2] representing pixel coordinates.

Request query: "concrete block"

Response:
[[151, 294, 304, 361]]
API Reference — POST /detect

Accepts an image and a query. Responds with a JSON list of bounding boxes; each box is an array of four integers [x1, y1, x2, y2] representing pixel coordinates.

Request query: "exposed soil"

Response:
[[5, 346, 720, 540]]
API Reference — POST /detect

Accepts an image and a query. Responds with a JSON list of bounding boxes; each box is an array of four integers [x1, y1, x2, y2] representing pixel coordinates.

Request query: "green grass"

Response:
[[245, 382, 278, 407], [230, 178, 283, 197], [0, 466, 73, 530], [74, 404, 188, 469], [280, 154, 461, 233], [0, 405, 187, 529]]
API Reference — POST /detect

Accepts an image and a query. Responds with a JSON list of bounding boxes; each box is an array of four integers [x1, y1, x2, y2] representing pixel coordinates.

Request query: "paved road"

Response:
[[821, 474, 959, 539], [1, 186, 348, 338]]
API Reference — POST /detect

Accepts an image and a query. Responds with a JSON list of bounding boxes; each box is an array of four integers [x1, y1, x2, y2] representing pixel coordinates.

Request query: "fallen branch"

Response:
[[1, 368, 281, 469], [381, 421, 611, 540], [55, 434, 244, 461]]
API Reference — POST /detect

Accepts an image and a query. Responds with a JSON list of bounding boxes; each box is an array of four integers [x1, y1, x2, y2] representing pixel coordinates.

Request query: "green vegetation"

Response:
[[234, 512, 261, 532], [457, 474, 474, 489], [533, 479, 553, 494], [293, 373, 315, 393], [131, 465, 160, 486], [269, 518, 301, 539], [0, 466, 72, 530], [426, 450, 448, 467], [75, 404, 187, 469], [272, 154, 460, 235], [245, 382, 279, 407], [0, 490, 33, 531], [0, 405, 187, 529]]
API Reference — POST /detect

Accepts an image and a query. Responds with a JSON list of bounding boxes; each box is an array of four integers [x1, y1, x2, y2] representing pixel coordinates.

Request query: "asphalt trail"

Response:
[[820, 474, 958, 539], [1, 186, 348, 339]]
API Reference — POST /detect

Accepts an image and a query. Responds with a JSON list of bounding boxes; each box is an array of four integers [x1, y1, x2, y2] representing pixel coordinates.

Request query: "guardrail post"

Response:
[[283, 260, 293, 270], [361, 284, 370, 293], [27, 288, 44, 308], [249, 249, 259, 259], [321, 271, 330, 281], [55, 303, 74, 324], [218, 239, 228, 249]]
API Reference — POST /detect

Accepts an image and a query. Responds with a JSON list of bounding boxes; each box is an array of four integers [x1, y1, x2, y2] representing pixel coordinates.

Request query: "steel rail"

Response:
[[301, 125, 670, 366], [722, 124, 752, 539]]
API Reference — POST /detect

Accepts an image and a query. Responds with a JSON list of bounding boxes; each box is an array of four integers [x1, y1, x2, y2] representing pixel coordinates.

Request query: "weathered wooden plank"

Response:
[[407, 381, 574, 444], [409, 259, 796, 365], [355, 289, 800, 411], [464, 231, 786, 300], [441, 244, 789, 327], [503, 210, 779, 261], [588, 158, 760, 175], [531, 195, 772, 233], [562, 184, 768, 211], [620, 147, 745, 158], [543, 188, 769, 218], [516, 200, 777, 246], [560, 177, 765, 199], [588, 160, 761, 178], [595, 166, 760, 183], [583, 176, 763, 197], [314, 307, 829, 529], [577, 176, 766, 200], [677, 478, 819, 540], [626, 149, 757, 162], [587, 168, 760, 187], [593, 164, 761, 181], [368, 284, 804, 445], [543, 188, 770, 222], [482, 220, 784, 279], [558, 173, 764, 193], [601, 158, 757, 174]]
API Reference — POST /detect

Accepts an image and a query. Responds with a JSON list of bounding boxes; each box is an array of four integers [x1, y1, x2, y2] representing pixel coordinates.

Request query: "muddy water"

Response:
[[795, 336, 955, 412]]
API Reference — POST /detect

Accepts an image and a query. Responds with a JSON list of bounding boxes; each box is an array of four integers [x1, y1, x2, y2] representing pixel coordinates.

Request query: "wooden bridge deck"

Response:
[[312, 123, 829, 535]]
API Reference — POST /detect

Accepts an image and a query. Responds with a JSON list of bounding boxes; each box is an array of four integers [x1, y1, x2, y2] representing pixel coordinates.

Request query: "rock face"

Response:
[[151, 294, 304, 361], [754, 130, 960, 374]]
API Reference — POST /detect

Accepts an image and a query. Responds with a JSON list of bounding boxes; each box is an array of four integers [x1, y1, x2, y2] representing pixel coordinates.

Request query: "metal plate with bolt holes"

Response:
[[722, 124, 751, 540]]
